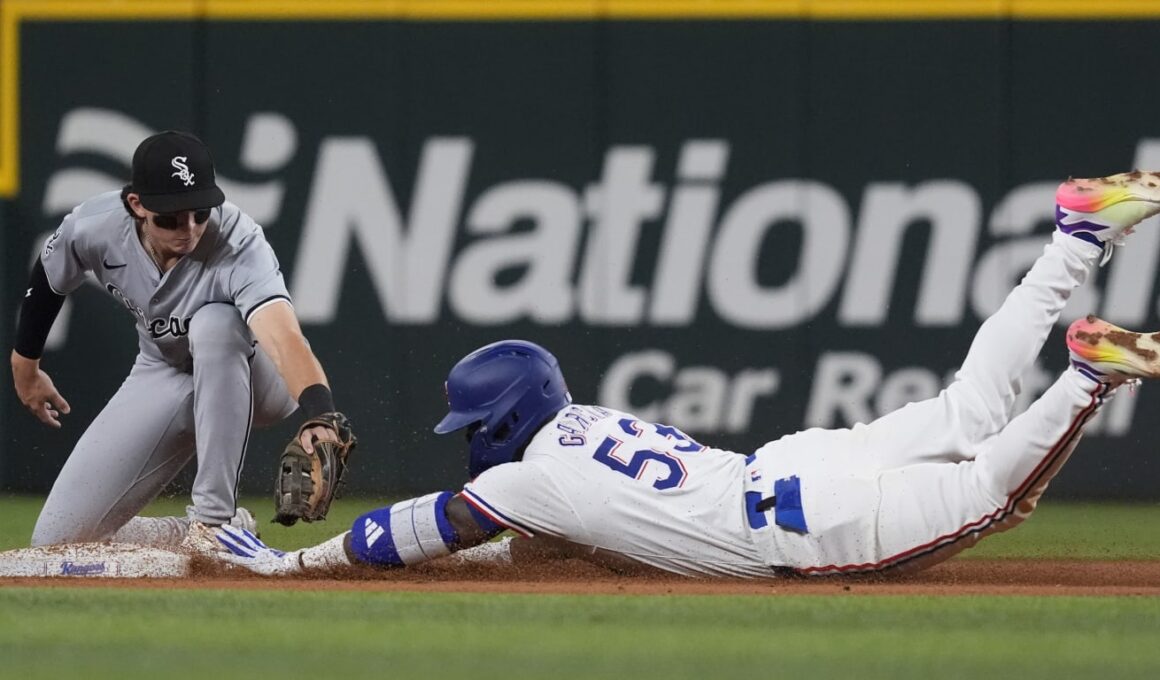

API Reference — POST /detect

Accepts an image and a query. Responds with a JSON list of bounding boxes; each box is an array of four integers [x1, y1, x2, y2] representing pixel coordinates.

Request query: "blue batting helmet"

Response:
[[434, 340, 572, 477]]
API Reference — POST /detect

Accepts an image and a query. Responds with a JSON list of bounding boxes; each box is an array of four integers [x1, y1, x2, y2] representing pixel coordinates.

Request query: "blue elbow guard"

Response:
[[349, 491, 458, 567]]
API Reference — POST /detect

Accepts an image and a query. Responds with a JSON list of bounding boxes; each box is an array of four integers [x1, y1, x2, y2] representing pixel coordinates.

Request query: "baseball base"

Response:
[[0, 543, 190, 578]]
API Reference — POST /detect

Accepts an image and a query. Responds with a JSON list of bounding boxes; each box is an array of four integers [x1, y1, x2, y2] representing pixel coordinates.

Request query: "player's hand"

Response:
[[274, 413, 355, 526], [298, 422, 340, 454], [10, 352, 71, 428], [214, 525, 303, 576]]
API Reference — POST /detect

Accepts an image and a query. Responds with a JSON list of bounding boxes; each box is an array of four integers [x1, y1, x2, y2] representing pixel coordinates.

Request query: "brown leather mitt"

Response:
[[273, 412, 356, 526]]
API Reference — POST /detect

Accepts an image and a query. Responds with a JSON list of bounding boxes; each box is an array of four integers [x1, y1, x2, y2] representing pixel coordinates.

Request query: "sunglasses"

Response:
[[151, 208, 212, 230]]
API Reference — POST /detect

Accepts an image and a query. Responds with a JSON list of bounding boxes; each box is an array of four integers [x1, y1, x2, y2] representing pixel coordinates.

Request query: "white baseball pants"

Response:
[[750, 232, 1115, 574]]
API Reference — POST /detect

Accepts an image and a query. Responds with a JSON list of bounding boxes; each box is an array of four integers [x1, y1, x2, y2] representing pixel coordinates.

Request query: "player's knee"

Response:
[[945, 379, 1013, 443], [29, 525, 54, 547], [188, 303, 249, 356], [31, 513, 104, 546]]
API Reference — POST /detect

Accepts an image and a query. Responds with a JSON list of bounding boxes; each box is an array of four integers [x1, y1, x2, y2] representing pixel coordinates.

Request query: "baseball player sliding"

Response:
[[218, 171, 1160, 578], [10, 130, 353, 554]]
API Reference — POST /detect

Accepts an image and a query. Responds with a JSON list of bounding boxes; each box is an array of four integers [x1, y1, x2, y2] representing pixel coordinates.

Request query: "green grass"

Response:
[[2, 497, 1160, 679], [961, 502, 1160, 560], [0, 589, 1158, 679]]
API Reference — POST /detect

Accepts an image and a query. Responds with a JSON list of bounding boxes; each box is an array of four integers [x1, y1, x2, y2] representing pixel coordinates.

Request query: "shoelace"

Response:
[[1099, 226, 1135, 267]]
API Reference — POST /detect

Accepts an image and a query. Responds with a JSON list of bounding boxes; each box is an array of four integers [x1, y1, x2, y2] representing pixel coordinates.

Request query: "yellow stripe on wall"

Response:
[[4, 0, 1160, 196], [14, 1, 1160, 21]]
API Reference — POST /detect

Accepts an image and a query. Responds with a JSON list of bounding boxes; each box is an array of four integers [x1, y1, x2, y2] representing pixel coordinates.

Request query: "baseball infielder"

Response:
[[219, 171, 1160, 577], [10, 130, 345, 553]]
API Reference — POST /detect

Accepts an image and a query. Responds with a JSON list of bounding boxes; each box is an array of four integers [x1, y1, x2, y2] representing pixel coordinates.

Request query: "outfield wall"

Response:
[[4, 3, 1160, 499], [0, 197, 6, 492]]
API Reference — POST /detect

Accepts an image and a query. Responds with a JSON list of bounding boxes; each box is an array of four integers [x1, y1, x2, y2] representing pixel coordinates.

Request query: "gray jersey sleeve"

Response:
[[216, 204, 292, 322], [40, 193, 124, 294]]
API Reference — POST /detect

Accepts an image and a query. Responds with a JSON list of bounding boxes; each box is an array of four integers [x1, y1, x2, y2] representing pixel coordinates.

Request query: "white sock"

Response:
[[451, 536, 514, 565], [299, 532, 353, 570]]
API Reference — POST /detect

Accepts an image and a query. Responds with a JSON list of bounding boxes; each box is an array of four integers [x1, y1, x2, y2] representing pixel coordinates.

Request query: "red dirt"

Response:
[[3, 558, 1159, 596]]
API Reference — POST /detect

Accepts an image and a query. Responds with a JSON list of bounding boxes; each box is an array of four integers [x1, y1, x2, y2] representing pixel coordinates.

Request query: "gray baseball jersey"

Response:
[[31, 190, 299, 545], [40, 190, 289, 367]]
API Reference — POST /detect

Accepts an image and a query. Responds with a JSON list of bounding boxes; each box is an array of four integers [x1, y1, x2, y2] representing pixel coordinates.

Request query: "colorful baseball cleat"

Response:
[[1066, 315, 1160, 384], [1057, 171, 1160, 262]]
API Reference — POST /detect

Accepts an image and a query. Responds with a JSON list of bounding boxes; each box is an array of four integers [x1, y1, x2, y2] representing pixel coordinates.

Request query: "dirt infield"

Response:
[[3, 558, 1159, 596]]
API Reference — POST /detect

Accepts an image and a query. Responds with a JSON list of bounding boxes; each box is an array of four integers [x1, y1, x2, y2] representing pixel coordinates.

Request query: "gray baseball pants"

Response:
[[31, 303, 298, 546]]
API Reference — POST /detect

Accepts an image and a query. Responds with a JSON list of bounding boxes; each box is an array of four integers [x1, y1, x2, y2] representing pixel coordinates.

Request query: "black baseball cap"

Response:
[[130, 130, 225, 213]]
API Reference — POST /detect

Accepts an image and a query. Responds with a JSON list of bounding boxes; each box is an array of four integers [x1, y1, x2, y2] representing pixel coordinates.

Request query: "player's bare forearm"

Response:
[[249, 302, 340, 450], [280, 344, 330, 400], [248, 301, 330, 398], [10, 350, 71, 427], [446, 494, 500, 549]]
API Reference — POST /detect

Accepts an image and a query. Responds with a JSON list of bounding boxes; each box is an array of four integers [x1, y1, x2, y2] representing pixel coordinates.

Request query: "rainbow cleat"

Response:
[[1056, 172, 1160, 257], [1067, 315, 1160, 384]]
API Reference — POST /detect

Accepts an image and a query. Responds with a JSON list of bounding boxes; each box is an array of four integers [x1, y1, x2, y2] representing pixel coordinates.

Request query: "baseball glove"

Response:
[[273, 412, 357, 526]]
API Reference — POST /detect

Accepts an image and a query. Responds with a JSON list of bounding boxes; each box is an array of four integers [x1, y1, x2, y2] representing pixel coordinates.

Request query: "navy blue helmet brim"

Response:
[[433, 409, 487, 434]]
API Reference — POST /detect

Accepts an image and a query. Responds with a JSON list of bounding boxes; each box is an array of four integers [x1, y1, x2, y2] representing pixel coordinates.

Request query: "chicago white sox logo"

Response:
[[104, 283, 191, 338], [170, 156, 195, 186], [106, 283, 147, 325]]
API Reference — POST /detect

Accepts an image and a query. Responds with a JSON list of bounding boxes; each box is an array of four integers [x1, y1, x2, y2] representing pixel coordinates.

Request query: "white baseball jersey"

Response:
[[40, 190, 290, 368], [462, 404, 777, 577]]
